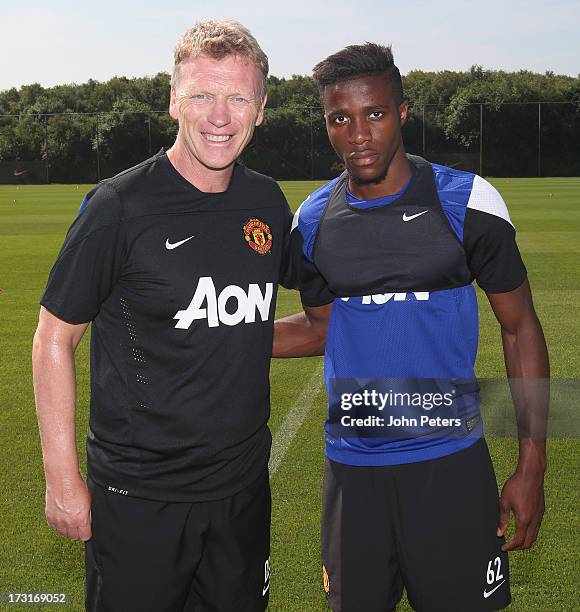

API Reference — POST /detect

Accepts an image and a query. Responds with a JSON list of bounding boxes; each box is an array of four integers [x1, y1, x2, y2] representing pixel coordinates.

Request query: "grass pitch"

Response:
[[0, 178, 578, 611]]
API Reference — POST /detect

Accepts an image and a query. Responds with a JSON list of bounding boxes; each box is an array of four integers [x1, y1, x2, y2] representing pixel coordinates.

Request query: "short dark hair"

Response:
[[313, 42, 404, 103]]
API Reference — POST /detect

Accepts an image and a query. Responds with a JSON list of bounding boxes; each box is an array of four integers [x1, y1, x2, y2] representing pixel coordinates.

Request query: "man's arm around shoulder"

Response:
[[273, 303, 333, 358], [32, 306, 92, 541]]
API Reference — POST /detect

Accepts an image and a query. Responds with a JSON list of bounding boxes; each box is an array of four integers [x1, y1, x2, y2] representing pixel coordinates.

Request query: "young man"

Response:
[[274, 43, 548, 612], [32, 20, 291, 612]]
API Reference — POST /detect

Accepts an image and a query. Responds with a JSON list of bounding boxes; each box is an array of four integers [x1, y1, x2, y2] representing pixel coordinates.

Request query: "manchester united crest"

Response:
[[322, 565, 330, 594], [243, 218, 272, 255]]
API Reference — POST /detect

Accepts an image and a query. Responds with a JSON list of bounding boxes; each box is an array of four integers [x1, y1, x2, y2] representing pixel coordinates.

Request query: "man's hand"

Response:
[[498, 467, 545, 551], [498, 439, 547, 552], [45, 474, 92, 541]]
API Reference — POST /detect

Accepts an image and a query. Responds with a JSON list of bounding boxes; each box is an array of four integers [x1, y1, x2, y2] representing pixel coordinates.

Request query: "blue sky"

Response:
[[1, 0, 578, 92]]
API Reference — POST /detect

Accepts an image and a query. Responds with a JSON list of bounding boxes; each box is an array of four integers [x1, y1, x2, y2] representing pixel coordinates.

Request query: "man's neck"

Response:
[[348, 150, 411, 201], [166, 143, 233, 193]]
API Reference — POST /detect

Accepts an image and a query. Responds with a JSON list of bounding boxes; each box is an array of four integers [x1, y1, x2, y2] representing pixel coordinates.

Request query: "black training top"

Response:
[[41, 150, 293, 501]]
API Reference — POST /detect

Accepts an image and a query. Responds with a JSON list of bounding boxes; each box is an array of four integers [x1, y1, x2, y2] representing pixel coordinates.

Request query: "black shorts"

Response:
[[85, 471, 271, 612], [321, 439, 511, 612]]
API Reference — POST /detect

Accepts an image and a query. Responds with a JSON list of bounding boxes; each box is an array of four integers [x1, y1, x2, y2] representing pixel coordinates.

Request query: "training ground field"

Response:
[[0, 179, 578, 611]]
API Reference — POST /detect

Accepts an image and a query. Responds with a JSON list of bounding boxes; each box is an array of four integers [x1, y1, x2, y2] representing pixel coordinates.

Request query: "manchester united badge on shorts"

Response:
[[243, 218, 272, 255], [322, 565, 330, 594]]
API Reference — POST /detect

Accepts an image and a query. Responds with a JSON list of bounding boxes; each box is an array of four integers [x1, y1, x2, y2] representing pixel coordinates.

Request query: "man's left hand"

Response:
[[497, 470, 545, 551]]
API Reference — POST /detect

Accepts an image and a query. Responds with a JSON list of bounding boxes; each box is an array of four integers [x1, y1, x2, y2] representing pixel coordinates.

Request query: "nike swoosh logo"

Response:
[[165, 235, 195, 250], [402, 210, 428, 221], [483, 580, 506, 598], [262, 582, 270, 596], [14, 169, 27, 177]]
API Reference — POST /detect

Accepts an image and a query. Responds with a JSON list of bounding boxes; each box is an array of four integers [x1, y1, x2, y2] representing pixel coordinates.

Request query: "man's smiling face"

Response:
[[170, 54, 266, 173]]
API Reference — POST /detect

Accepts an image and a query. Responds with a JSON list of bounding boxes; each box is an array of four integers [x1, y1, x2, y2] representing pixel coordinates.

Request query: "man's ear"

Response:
[[255, 93, 267, 127], [398, 99, 409, 127], [169, 87, 178, 120]]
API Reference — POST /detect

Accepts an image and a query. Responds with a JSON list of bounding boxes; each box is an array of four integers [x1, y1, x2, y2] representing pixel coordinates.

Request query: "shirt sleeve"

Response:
[[290, 207, 335, 307], [463, 175, 527, 293], [277, 190, 298, 291], [40, 181, 125, 323]]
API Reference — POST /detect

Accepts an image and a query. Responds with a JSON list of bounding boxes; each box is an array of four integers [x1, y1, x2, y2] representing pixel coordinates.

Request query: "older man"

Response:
[[33, 20, 291, 612]]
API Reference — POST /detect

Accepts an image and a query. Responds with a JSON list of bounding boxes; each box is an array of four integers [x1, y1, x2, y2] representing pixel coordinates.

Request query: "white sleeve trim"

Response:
[[291, 195, 309, 232], [467, 175, 514, 228]]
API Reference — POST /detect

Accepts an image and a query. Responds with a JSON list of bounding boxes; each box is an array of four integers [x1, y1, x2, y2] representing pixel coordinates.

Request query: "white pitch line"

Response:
[[269, 364, 324, 478]]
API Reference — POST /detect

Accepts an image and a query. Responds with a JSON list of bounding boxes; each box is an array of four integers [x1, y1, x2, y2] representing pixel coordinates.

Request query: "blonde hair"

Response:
[[172, 20, 269, 97]]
